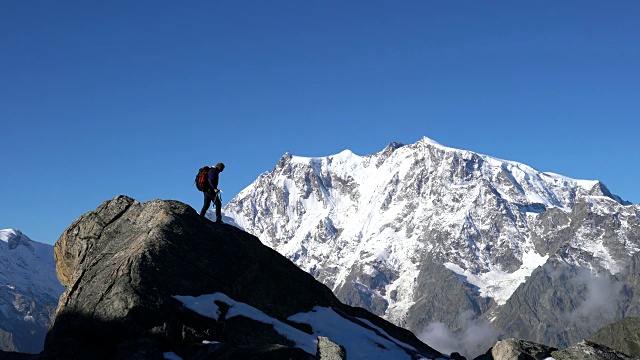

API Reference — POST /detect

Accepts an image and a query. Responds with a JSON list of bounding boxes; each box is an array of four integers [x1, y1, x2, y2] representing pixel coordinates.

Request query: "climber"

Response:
[[198, 162, 225, 223]]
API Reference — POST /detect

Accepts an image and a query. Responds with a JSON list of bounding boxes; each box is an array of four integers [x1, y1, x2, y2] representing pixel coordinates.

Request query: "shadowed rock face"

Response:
[[589, 317, 640, 358], [43, 196, 441, 359]]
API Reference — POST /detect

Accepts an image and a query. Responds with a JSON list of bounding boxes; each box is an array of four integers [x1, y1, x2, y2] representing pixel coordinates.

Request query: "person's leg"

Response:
[[200, 191, 212, 217], [214, 193, 222, 222]]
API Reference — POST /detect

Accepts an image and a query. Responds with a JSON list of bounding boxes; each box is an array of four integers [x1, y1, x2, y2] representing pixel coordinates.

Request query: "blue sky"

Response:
[[2, 1, 638, 244]]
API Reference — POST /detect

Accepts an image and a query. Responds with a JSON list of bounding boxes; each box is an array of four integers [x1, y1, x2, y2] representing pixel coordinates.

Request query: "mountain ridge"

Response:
[[222, 136, 639, 356], [0, 229, 64, 353]]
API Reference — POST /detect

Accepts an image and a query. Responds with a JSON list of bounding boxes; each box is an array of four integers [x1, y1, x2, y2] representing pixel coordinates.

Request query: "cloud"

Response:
[[419, 322, 459, 355], [570, 268, 622, 320], [418, 310, 499, 359]]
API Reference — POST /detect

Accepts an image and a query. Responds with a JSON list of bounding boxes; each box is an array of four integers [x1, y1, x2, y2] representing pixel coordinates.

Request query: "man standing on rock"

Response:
[[199, 162, 225, 223]]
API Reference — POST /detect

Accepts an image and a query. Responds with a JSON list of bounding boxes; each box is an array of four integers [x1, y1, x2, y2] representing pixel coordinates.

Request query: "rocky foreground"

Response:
[[0, 196, 638, 359]]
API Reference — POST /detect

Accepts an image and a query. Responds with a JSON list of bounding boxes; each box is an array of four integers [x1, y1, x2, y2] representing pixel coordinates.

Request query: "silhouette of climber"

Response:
[[199, 162, 225, 223]]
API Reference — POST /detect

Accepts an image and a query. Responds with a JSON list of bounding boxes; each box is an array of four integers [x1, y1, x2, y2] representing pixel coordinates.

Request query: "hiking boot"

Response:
[[216, 218, 225, 224]]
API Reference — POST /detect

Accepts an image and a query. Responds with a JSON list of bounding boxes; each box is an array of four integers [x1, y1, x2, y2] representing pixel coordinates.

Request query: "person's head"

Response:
[[215, 162, 225, 172]]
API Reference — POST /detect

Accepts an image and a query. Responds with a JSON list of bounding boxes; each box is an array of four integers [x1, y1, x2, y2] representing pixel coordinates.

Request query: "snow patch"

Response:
[[162, 352, 183, 360], [0, 229, 17, 243], [173, 294, 221, 320], [420, 136, 448, 150], [175, 293, 316, 354], [174, 292, 428, 359], [289, 306, 419, 359], [445, 250, 549, 305]]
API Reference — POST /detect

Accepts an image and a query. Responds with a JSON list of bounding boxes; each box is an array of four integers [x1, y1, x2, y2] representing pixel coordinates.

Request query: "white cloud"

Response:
[[418, 310, 499, 359]]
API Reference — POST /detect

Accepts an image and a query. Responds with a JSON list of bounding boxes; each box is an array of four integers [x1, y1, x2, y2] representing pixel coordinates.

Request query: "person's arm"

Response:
[[208, 169, 219, 191]]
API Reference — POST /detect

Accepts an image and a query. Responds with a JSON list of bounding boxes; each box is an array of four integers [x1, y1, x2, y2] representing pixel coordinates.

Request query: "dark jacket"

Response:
[[208, 167, 220, 190]]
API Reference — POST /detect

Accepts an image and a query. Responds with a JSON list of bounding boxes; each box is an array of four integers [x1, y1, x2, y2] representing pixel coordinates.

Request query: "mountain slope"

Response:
[[491, 195, 640, 348], [589, 317, 640, 358], [0, 229, 64, 353], [222, 136, 640, 353]]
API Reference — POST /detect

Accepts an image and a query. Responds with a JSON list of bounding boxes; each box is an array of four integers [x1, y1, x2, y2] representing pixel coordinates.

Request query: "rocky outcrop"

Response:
[[550, 340, 636, 360], [589, 317, 640, 358], [474, 338, 556, 360], [40, 196, 442, 359], [317, 337, 346, 360], [475, 337, 639, 360], [406, 257, 494, 334]]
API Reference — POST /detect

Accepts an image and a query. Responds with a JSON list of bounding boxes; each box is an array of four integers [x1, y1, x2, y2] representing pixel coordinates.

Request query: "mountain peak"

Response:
[[419, 135, 445, 148], [583, 180, 632, 205], [0, 228, 34, 251], [385, 141, 405, 151]]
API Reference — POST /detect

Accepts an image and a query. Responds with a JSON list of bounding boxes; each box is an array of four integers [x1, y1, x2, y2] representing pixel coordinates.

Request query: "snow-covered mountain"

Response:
[[0, 229, 64, 353], [222, 136, 640, 355]]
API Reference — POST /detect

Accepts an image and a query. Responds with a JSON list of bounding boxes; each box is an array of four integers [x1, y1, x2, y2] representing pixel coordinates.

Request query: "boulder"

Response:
[[42, 196, 441, 359], [317, 336, 346, 360], [474, 338, 556, 360]]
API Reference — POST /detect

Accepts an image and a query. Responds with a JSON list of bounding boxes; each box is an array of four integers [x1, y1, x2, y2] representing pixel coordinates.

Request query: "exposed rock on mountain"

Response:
[[550, 340, 636, 360], [0, 229, 64, 354], [475, 337, 636, 360], [491, 199, 640, 348], [317, 336, 346, 360], [40, 196, 443, 359], [474, 338, 556, 360], [589, 317, 640, 358], [223, 136, 640, 354]]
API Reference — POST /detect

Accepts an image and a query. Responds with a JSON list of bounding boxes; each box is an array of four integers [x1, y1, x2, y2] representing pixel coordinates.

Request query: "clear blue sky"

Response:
[[2, 1, 638, 244]]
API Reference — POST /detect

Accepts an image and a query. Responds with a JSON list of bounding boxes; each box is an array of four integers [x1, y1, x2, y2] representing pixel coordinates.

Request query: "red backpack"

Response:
[[195, 166, 211, 191]]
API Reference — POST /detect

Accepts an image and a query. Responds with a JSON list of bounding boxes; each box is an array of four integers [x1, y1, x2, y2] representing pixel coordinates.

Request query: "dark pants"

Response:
[[200, 189, 222, 221]]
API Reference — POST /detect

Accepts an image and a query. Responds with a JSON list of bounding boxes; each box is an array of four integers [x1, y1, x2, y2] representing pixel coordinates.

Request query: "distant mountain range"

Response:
[[223, 136, 640, 357], [0, 229, 64, 353]]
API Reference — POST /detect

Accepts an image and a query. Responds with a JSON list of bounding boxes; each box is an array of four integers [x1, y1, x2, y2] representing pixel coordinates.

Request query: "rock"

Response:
[[551, 340, 637, 360], [40, 196, 441, 359], [473, 338, 556, 360], [317, 336, 346, 360], [116, 339, 163, 359], [589, 317, 640, 358], [493, 339, 555, 360]]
